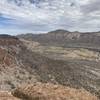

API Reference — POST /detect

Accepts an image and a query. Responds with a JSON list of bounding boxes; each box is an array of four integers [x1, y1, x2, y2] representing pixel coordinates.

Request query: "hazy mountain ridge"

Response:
[[17, 30, 100, 50]]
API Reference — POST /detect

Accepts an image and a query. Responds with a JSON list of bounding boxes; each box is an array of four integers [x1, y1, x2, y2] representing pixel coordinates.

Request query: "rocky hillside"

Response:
[[19, 39, 100, 98], [0, 35, 40, 91], [0, 34, 99, 99], [0, 91, 20, 100], [18, 29, 100, 49], [12, 82, 98, 100], [0, 83, 98, 100]]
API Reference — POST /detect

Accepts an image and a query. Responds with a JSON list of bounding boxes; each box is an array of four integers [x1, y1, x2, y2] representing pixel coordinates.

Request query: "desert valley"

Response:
[[0, 30, 99, 100]]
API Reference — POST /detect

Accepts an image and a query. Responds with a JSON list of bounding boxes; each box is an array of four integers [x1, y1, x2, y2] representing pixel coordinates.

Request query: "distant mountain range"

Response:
[[17, 29, 100, 50]]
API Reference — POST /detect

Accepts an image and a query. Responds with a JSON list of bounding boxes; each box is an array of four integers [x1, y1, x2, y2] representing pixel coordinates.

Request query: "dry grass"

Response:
[[12, 82, 99, 100]]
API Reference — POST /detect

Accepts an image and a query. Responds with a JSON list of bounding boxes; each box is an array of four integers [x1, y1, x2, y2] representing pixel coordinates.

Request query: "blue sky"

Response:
[[0, 0, 100, 35]]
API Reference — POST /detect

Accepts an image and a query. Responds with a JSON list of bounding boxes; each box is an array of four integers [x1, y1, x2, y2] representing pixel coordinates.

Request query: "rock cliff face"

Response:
[[0, 35, 19, 45], [0, 35, 20, 69], [0, 35, 39, 91]]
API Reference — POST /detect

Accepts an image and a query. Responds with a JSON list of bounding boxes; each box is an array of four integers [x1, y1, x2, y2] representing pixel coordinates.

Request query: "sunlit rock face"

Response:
[[12, 83, 98, 100]]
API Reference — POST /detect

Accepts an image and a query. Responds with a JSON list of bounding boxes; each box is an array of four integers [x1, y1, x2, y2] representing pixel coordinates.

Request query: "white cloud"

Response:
[[0, 0, 100, 34], [0, 0, 73, 24]]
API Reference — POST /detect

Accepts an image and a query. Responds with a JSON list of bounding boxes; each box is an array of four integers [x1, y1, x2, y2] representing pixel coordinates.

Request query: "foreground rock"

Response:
[[12, 83, 98, 100], [0, 91, 21, 100]]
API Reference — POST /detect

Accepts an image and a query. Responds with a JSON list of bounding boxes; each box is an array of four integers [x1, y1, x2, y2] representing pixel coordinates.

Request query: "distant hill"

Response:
[[0, 34, 18, 39], [17, 29, 100, 50]]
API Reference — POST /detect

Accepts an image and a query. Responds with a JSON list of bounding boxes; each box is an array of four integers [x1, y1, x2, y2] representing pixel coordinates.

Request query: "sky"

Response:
[[0, 0, 100, 35]]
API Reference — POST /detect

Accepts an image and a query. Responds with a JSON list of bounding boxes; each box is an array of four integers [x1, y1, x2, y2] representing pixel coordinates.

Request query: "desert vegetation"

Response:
[[12, 83, 99, 100]]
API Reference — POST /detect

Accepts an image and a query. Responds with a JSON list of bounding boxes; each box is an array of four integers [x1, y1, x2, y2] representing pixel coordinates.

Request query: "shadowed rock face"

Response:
[[0, 34, 19, 46], [0, 34, 18, 39], [0, 35, 20, 68]]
